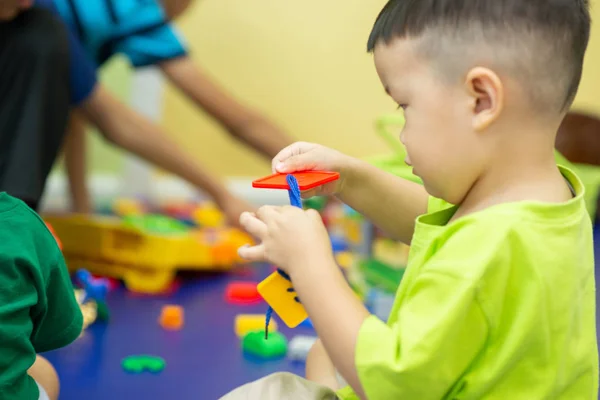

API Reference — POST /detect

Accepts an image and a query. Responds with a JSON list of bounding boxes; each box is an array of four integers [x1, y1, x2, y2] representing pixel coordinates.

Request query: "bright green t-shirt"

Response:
[[338, 166, 598, 399], [0, 194, 83, 399]]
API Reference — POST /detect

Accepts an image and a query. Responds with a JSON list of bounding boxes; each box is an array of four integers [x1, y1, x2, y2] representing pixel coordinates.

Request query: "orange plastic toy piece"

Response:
[[225, 282, 263, 305], [252, 171, 339, 191], [45, 222, 62, 250], [158, 305, 184, 330]]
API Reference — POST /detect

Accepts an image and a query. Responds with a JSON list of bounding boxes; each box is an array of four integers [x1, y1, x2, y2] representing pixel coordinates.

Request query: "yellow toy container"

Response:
[[44, 214, 254, 294]]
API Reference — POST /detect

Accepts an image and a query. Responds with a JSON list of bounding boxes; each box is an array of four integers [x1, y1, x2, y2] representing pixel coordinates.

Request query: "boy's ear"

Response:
[[464, 67, 504, 131]]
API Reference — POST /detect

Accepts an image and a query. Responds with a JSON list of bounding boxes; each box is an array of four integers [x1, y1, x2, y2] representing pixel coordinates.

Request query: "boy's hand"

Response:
[[272, 142, 353, 198], [238, 206, 335, 276]]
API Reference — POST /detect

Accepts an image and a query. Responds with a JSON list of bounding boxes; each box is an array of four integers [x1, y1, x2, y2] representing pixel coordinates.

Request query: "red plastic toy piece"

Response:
[[252, 171, 339, 191], [225, 282, 263, 305]]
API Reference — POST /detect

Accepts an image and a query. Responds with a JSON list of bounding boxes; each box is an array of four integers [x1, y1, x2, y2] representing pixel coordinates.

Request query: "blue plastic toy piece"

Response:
[[330, 235, 349, 253], [298, 318, 314, 329], [76, 269, 108, 303]]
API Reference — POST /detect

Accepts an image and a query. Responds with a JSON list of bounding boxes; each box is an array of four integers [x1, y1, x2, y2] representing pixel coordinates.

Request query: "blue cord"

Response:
[[265, 175, 302, 339]]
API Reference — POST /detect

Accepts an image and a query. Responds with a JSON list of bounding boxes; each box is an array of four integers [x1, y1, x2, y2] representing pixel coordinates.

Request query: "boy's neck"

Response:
[[452, 130, 572, 221]]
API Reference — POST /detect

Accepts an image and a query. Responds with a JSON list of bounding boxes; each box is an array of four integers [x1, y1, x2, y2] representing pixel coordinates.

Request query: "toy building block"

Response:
[[298, 318, 314, 329], [335, 251, 355, 269], [112, 198, 146, 217], [193, 204, 225, 228], [122, 355, 166, 374], [288, 335, 318, 362], [45, 222, 62, 250], [158, 305, 184, 330], [257, 272, 307, 328], [122, 214, 188, 235], [76, 269, 108, 304], [235, 314, 278, 337], [225, 282, 263, 305], [242, 330, 287, 359]]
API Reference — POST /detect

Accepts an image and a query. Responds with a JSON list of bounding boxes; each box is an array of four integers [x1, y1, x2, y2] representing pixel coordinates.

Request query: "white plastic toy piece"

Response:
[[367, 289, 395, 321], [288, 335, 318, 362]]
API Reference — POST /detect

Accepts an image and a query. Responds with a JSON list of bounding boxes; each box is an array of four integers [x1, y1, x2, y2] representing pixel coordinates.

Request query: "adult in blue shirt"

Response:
[[54, 0, 294, 216], [0, 0, 292, 224]]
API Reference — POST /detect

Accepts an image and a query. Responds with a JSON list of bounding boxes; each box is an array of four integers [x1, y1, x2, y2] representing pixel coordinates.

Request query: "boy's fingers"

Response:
[[239, 212, 267, 238], [277, 153, 317, 173], [272, 142, 316, 173], [238, 244, 265, 262], [256, 205, 281, 222]]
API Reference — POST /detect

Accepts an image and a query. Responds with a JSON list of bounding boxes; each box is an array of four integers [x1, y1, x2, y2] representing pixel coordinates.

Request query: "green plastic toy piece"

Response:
[[122, 214, 188, 235], [359, 259, 406, 294], [242, 330, 287, 359], [303, 197, 328, 212], [122, 355, 166, 374], [96, 301, 110, 322]]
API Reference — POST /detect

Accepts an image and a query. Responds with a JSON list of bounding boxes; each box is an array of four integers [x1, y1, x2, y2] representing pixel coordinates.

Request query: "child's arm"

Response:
[[160, 57, 294, 159], [79, 85, 255, 224], [239, 208, 491, 399], [273, 142, 429, 244], [64, 111, 93, 214]]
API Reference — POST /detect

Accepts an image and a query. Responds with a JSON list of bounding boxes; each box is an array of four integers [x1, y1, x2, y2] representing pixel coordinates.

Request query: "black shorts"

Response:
[[0, 8, 71, 211]]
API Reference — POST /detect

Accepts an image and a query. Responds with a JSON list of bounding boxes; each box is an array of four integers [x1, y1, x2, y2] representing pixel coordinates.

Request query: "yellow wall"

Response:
[[162, 0, 393, 177], [573, 0, 600, 113], [162, 0, 600, 178]]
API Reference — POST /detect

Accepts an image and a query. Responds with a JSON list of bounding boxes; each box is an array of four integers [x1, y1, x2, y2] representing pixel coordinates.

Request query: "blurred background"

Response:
[[41, 0, 600, 208]]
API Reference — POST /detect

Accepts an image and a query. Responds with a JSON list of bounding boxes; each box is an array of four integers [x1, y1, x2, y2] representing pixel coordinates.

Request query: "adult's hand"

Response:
[[0, 0, 32, 21]]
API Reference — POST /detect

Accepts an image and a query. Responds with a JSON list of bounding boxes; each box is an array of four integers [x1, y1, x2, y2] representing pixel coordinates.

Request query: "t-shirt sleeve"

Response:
[[67, 29, 98, 105], [347, 225, 497, 399], [30, 254, 83, 353], [114, 22, 188, 68]]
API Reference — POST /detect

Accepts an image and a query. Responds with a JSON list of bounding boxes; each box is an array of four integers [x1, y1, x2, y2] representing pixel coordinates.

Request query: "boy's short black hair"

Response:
[[367, 0, 591, 112]]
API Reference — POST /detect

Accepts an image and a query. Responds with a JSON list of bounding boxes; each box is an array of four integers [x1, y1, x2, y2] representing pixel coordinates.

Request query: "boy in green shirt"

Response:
[[223, 0, 598, 399], [0, 193, 82, 400]]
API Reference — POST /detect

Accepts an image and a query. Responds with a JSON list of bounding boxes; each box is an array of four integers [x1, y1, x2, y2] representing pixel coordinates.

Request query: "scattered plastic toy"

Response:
[[366, 289, 396, 321], [298, 318, 314, 329], [335, 251, 354, 269], [193, 204, 225, 227], [112, 198, 146, 217], [288, 335, 318, 362], [330, 235, 349, 253], [122, 355, 166, 374], [96, 300, 111, 322], [235, 314, 278, 337], [76, 269, 108, 304], [159, 305, 184, 330], [122, 214, 189, 235], [225, 282, 263, 305], [242, 330, 287, 360], [45, 222, 62, 250]]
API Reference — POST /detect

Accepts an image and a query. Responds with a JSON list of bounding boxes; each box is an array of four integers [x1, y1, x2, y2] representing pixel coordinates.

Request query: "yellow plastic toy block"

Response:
[[193, 204, 225, 228], [235, 314, 278, 337], [257, 271, 308, 328]]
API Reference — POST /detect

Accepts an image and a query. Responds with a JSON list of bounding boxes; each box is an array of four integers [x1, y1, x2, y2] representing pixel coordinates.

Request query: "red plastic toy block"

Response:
[[225, 282, 263, 305], [252, 171, 339, 191]]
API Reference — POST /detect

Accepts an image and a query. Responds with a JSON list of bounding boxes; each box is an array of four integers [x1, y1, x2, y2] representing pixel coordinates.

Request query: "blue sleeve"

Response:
[[65, 25, 98, 105], [115, 22, 188, 68], [34, 0, 97, 105]]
